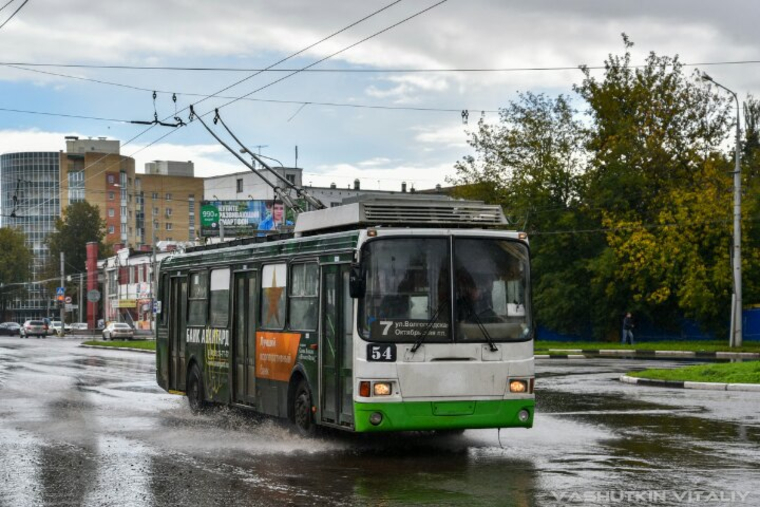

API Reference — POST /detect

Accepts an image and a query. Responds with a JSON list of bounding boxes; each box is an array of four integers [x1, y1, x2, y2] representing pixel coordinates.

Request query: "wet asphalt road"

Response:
[[0, 337, 758, 507]]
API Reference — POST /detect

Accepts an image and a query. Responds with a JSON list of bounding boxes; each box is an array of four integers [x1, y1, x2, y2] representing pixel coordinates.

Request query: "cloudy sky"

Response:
[[0, 0, 758, 190]]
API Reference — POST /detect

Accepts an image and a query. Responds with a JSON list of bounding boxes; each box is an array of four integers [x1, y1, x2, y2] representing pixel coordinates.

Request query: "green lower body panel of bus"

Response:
[[354, 399, 534, 433]]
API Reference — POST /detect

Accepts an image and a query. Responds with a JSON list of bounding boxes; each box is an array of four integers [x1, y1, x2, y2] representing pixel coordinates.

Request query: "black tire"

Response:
[[292, 379, 317, 437], [187, 364, 208, 414]]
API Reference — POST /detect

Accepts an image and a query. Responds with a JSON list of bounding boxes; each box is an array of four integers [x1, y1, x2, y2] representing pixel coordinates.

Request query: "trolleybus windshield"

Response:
[[360, 237, 530, 343]]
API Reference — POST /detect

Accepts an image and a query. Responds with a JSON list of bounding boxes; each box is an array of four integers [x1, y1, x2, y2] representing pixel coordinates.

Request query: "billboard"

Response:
[[200, 200, 293, 237]]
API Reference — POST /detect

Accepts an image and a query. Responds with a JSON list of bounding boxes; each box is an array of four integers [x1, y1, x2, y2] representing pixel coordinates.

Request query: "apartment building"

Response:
[[59, 137, 203, 246]]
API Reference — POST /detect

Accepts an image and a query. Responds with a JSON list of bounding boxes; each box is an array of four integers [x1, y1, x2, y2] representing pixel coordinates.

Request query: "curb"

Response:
[[539, 349, 759, 360], [619, 374, 760, 392], [535, 354, 586, 359], [80, 344, 156, 354]]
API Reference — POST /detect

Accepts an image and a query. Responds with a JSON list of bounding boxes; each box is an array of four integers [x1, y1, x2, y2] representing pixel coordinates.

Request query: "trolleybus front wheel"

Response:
[[187, 365, 208, 414], [293, 380, 316, 437]]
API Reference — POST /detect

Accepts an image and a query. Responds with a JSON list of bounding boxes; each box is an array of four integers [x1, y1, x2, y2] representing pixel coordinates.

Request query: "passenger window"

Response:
[[289, 263, 318, 331], [187, 271, 208, 326], [261, 264, 287, 329], [209, 268, 230, 328]]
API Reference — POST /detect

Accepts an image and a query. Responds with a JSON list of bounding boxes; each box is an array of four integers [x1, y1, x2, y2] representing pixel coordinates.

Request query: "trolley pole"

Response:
[[60, 252, 65, 335]]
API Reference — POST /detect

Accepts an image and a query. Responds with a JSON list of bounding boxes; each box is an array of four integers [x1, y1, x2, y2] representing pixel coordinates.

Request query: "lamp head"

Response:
[[701, 71, 714, 83]]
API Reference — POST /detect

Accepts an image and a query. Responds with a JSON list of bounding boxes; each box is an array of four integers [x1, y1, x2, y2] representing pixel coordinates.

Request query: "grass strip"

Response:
[[82, 340, 156, 351], [535, 340, 760, 353], [629, 361, 760, 384]]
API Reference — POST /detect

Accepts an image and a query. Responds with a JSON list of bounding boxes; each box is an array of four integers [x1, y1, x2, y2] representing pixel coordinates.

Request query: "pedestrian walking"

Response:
[[621, 312, 634, 344]]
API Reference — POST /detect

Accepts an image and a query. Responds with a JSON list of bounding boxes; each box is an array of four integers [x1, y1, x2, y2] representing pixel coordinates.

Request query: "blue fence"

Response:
[[538, 308, 760, 342]]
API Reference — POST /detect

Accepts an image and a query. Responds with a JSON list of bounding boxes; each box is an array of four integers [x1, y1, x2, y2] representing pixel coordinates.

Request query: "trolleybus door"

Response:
[[321, 264, 354, 427], [169, 277, 187, 391], [232, 271, 257, 405]]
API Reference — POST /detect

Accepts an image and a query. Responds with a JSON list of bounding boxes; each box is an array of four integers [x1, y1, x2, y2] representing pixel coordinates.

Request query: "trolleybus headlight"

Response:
[[518, 409, 530, 422], [373, 382, 392, 396], [369, 412, 383, 425], [509, 380, 527, 393]]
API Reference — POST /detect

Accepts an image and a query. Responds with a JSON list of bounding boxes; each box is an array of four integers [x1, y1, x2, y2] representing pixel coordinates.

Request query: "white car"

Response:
[[102, 322, 134, 341], [21, 320, 48, 338], [49, 321, 65, 335]]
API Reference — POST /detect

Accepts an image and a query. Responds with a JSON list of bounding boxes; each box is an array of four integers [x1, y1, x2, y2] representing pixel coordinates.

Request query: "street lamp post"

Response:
[[702, 72, 742, 347]]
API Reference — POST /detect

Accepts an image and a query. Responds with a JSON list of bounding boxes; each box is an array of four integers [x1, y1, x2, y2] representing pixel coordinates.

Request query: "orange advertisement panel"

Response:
[[255, 331, 301, 382]]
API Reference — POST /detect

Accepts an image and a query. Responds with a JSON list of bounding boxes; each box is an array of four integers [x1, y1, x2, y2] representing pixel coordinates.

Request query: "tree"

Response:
[[0, 227, 32, 320], [45, 201, 111, 286], [575, 35, 735, 336], [450, 92, 598, 336], [452, 35, 744, 339]]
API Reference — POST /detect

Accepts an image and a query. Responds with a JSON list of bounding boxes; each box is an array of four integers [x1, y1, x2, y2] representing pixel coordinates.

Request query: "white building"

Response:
[[145, 160, 195, 177]]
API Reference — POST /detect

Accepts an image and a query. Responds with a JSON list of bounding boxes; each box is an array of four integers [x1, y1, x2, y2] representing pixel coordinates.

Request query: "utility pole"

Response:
[[150, 232, 157, 335], [60, 252, 65, 335], [702, 72, 743, 347]]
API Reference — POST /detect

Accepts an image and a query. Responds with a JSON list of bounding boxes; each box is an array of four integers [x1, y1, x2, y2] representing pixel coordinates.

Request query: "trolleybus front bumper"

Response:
[[354, 398, 534, 432]]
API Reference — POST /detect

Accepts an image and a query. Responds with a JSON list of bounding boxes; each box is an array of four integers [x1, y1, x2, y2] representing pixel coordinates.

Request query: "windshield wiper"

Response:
[[411, 300, 446, 353], [460, 297, 498, 352]]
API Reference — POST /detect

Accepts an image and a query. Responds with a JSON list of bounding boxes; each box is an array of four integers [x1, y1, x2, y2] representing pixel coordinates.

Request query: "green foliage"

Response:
[[452, 34, 750, 339], [0, 227, 32, 318], [83, 340, 155, 350], [46, 201, 110, 283]]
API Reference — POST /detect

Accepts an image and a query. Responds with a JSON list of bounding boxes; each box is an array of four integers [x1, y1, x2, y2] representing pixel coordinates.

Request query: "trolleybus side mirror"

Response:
[[349, 264, 365, 298]]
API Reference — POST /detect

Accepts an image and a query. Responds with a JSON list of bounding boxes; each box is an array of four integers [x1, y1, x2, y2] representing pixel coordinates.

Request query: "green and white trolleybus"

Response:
[[155, 196, 534, 435]]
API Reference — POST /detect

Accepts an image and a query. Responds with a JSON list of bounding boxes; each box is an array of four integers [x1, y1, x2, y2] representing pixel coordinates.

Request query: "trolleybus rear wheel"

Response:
[[293, 380, 316, 437], [187, 365, 208, 414]]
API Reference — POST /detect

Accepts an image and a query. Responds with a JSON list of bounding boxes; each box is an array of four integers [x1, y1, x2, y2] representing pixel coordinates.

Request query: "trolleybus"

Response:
[[155, 196, 534, 435]]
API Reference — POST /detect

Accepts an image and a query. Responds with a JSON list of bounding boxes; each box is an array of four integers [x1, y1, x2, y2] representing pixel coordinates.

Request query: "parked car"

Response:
[[0, 322, 22, 336], [102, 322, 134, 341], [50, 321, 65, 335], [21, 320, 48, 338], [70, 322, 88, 332]]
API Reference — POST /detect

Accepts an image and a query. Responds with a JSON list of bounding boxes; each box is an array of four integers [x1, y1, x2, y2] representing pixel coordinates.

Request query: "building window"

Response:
[[236, 178, 243, 193], [108, 225, 115, 234], [152, 192, 158, 200], [153, 207, 159, 215], [165, 208, 172, 218], [188, 195, 195, 213], [109, 192, 115, 201], [286, 174, 295, 184], [108, 208, 115, 218], [165, 193, 172, 201], [166, 223, 172, 231], [107, 174, 115, 184], [67, 171, 85, 203]]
